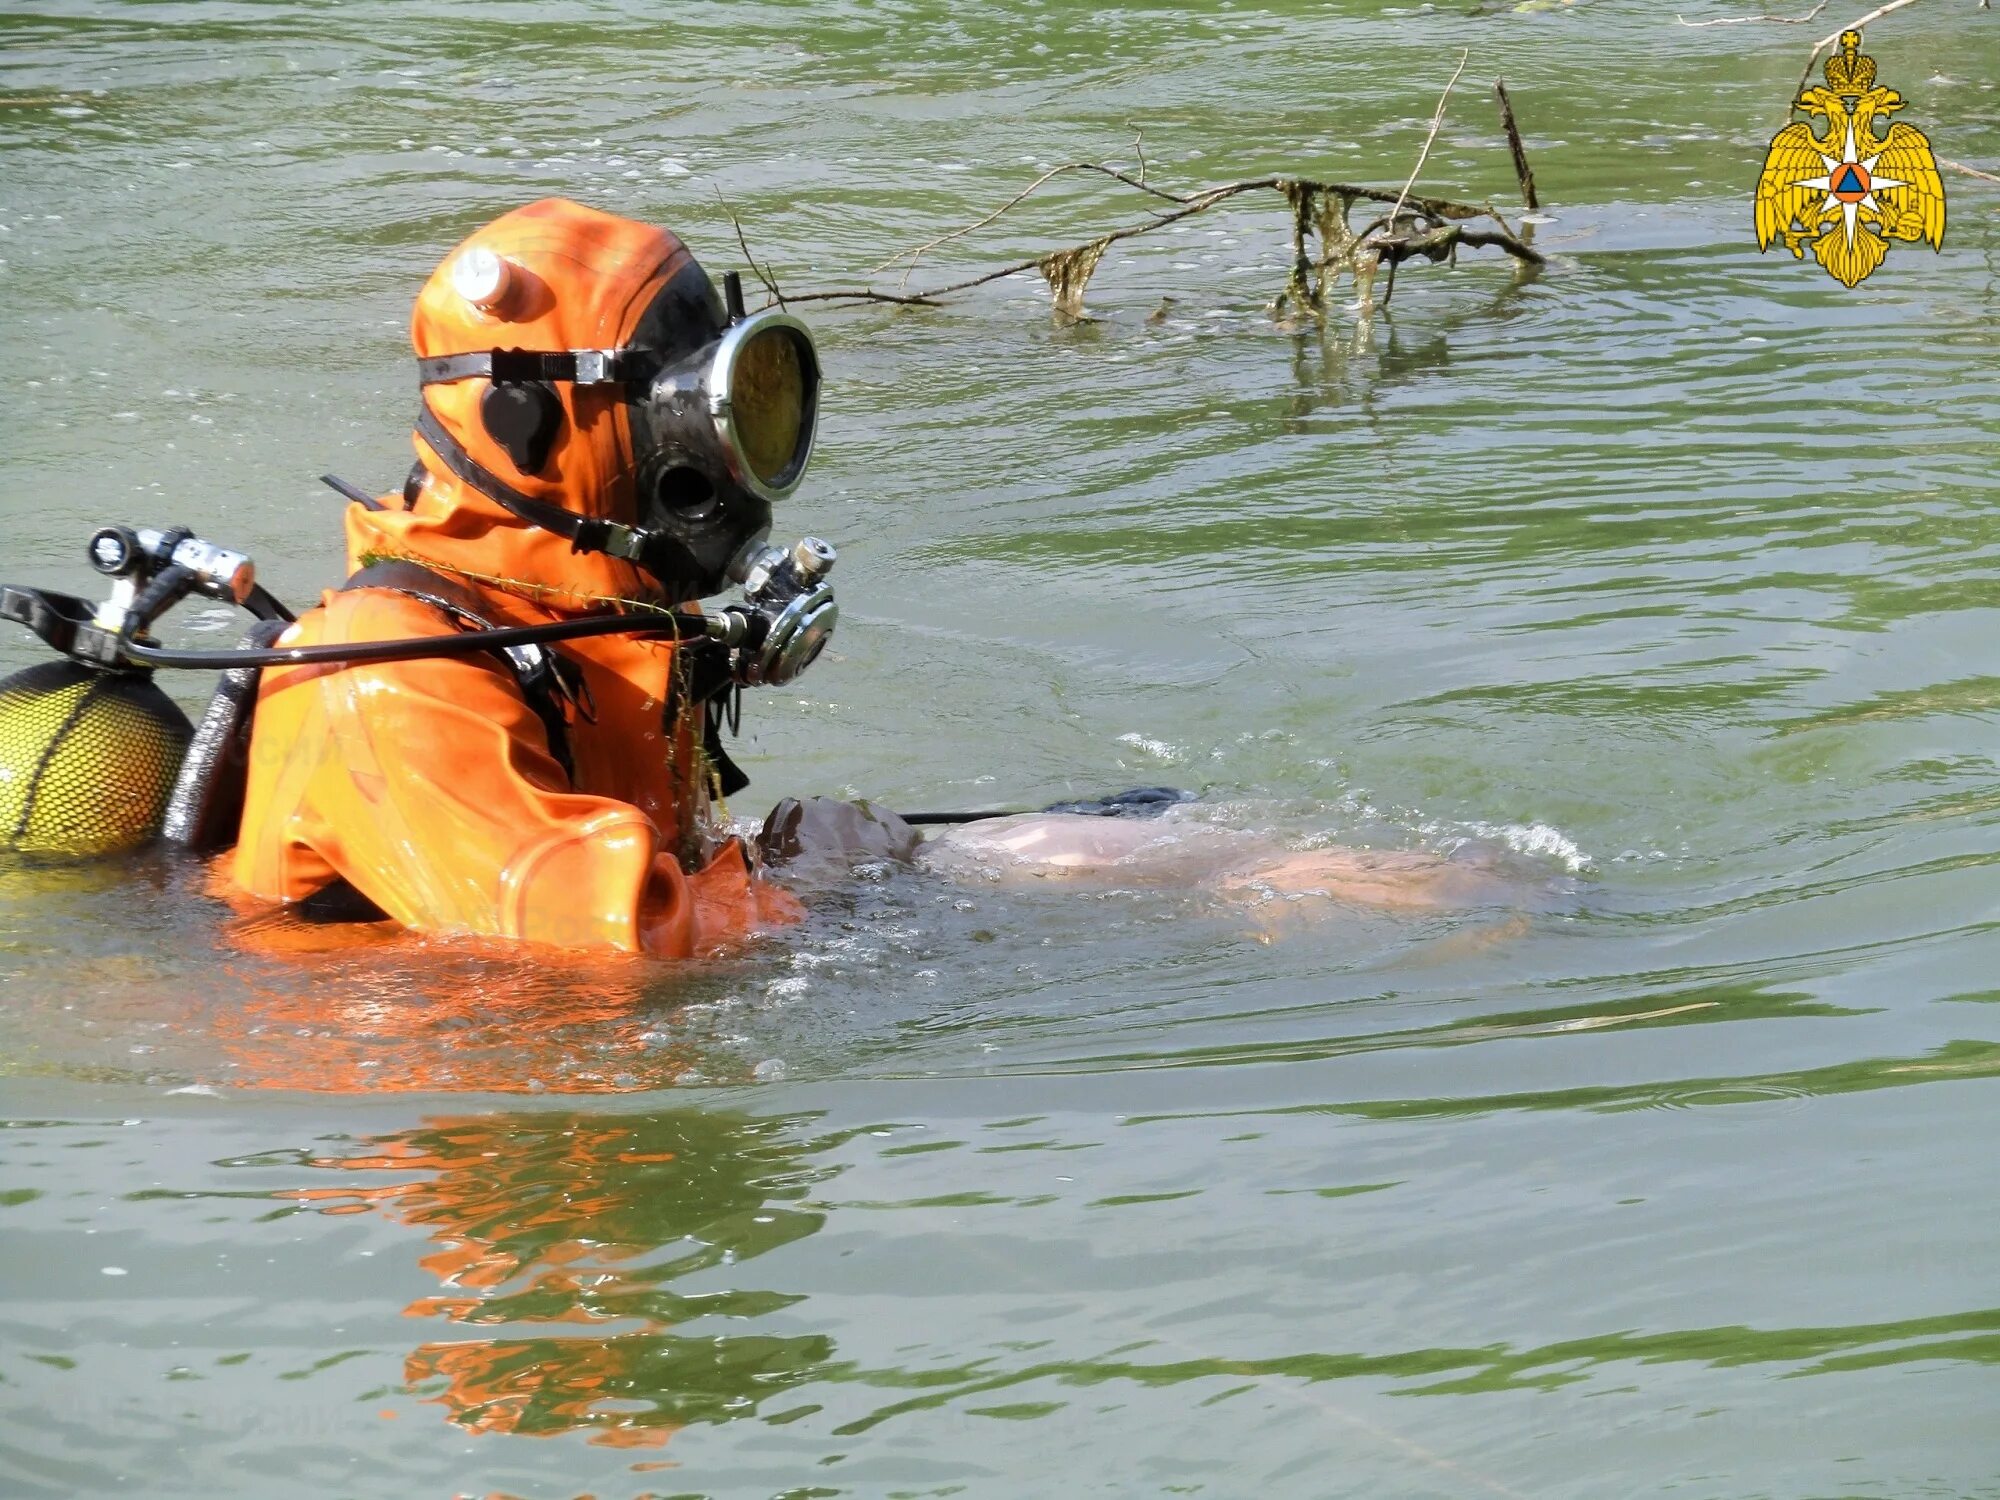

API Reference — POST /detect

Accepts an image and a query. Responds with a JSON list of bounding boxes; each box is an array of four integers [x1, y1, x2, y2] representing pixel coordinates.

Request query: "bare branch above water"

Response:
[[1939, 157, 2000, 183], [1674, 1, 1832, 27], [1493, 77, 1541, 212], [1388, 50, 1471, 234]]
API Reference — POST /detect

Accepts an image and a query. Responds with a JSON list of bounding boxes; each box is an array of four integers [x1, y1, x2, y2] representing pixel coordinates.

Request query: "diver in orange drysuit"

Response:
[[232, 199, 819, 957]]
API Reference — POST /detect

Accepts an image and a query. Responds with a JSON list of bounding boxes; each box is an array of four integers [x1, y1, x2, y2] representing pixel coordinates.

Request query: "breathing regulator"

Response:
[[0, 516, 838, 859]]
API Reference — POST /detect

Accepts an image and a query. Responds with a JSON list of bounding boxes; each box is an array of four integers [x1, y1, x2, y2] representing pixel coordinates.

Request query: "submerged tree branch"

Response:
[[785, 174, 1542, 316], [782, 58, 1546, 324]]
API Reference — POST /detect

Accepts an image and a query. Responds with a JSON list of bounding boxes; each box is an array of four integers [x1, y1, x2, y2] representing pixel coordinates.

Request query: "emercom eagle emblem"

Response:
[[1755, 29, 1945, 288]]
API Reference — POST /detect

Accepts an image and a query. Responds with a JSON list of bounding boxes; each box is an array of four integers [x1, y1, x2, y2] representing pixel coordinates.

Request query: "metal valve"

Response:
[[89, 526, 256, 604], [86, 525, 257, 637], [718, 535, 838, 686]]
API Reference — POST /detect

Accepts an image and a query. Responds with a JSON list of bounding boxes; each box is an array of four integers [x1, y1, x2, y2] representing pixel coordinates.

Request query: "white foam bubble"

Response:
[[1446, 819, 1591, 873], [1115, 732, 1185, 764]]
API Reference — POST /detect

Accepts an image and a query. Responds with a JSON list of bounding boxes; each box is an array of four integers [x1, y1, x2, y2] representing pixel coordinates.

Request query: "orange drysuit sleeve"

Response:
[[232, 587, 795, 957]]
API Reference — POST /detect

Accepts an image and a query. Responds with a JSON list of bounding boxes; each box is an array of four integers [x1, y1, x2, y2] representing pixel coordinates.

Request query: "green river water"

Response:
[[3, 2, 1998, 1495]]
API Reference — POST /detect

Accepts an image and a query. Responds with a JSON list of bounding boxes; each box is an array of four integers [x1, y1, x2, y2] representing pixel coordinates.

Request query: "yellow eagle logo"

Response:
[[1755, 29, 1945, 287]]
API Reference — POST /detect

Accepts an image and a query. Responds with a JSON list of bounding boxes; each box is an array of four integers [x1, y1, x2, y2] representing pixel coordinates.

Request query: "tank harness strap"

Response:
[[412, 402, 653, 562], [703, 692, 751, 799], [341, 560, 582, 785]]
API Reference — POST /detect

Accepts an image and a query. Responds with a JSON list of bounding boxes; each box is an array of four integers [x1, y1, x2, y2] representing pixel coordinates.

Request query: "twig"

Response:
[[1387, 50, 1470, 235], [784, 287, 943, 308], [1129, 123, 1147, 187], [1492, 77, 1540, 212], [803, 182, 1269, 306], [872, 159, 1185, 282], [1941, 156, 2000, 183], [1792, 0, 1926, 102], [1675, 0, 1829, 24], [713, 184, 786, 308]]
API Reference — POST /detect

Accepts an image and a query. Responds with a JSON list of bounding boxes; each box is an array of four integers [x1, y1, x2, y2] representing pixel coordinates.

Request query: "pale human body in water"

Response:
[[923, 811, 1512, 910], [758, 798, 1517, 913]]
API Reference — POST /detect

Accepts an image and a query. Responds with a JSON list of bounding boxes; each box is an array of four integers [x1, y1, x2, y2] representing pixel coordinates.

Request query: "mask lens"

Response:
[[730, 324, 810, 487]]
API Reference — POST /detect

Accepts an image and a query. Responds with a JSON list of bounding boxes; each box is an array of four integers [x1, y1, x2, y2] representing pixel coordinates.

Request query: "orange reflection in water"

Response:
[[206, 900, 748, 1094], [295, 1108, 838, 1449]]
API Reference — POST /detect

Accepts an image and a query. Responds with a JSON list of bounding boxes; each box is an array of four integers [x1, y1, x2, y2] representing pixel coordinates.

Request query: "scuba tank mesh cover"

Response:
[[0, 659, 194, 856]]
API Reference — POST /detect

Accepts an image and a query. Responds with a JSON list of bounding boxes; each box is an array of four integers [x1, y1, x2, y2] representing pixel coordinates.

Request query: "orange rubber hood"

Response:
[[346, 198, 718, 614]]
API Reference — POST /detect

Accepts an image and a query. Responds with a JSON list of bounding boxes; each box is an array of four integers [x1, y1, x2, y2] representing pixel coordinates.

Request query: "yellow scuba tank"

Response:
[[0, 523, 277, 860], [0, 659, 193, 857]]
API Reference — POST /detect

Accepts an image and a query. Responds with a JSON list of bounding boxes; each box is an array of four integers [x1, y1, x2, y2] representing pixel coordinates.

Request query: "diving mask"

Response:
[[417, 264, 824, 604], [639, 308, 822, 506]]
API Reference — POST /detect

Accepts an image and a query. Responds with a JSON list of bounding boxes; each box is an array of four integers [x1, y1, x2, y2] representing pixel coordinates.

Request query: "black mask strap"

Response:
[[418, 347, 657, 388], [413, 402, 654, 562]]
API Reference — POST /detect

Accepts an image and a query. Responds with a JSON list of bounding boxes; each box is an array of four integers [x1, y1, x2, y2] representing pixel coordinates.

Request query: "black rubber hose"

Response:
[[898, 789, 1196, 825], [125, 564, 195, 635], [898, 810, 1023, 825], [319, 473, 386, 511], [119, 608, 712, 671], [242, 584, 296, 624]]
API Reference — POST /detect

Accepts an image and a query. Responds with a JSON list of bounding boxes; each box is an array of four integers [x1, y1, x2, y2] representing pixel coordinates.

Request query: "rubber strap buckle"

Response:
[[572, 349, 616, 385], [600, 523, 651, 560], [571, 518, 650, 561]]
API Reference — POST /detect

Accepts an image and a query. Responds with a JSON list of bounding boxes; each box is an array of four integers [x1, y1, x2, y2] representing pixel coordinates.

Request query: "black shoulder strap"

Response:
[[344, 558, 488, 618], [343, 560, 576, 783]]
